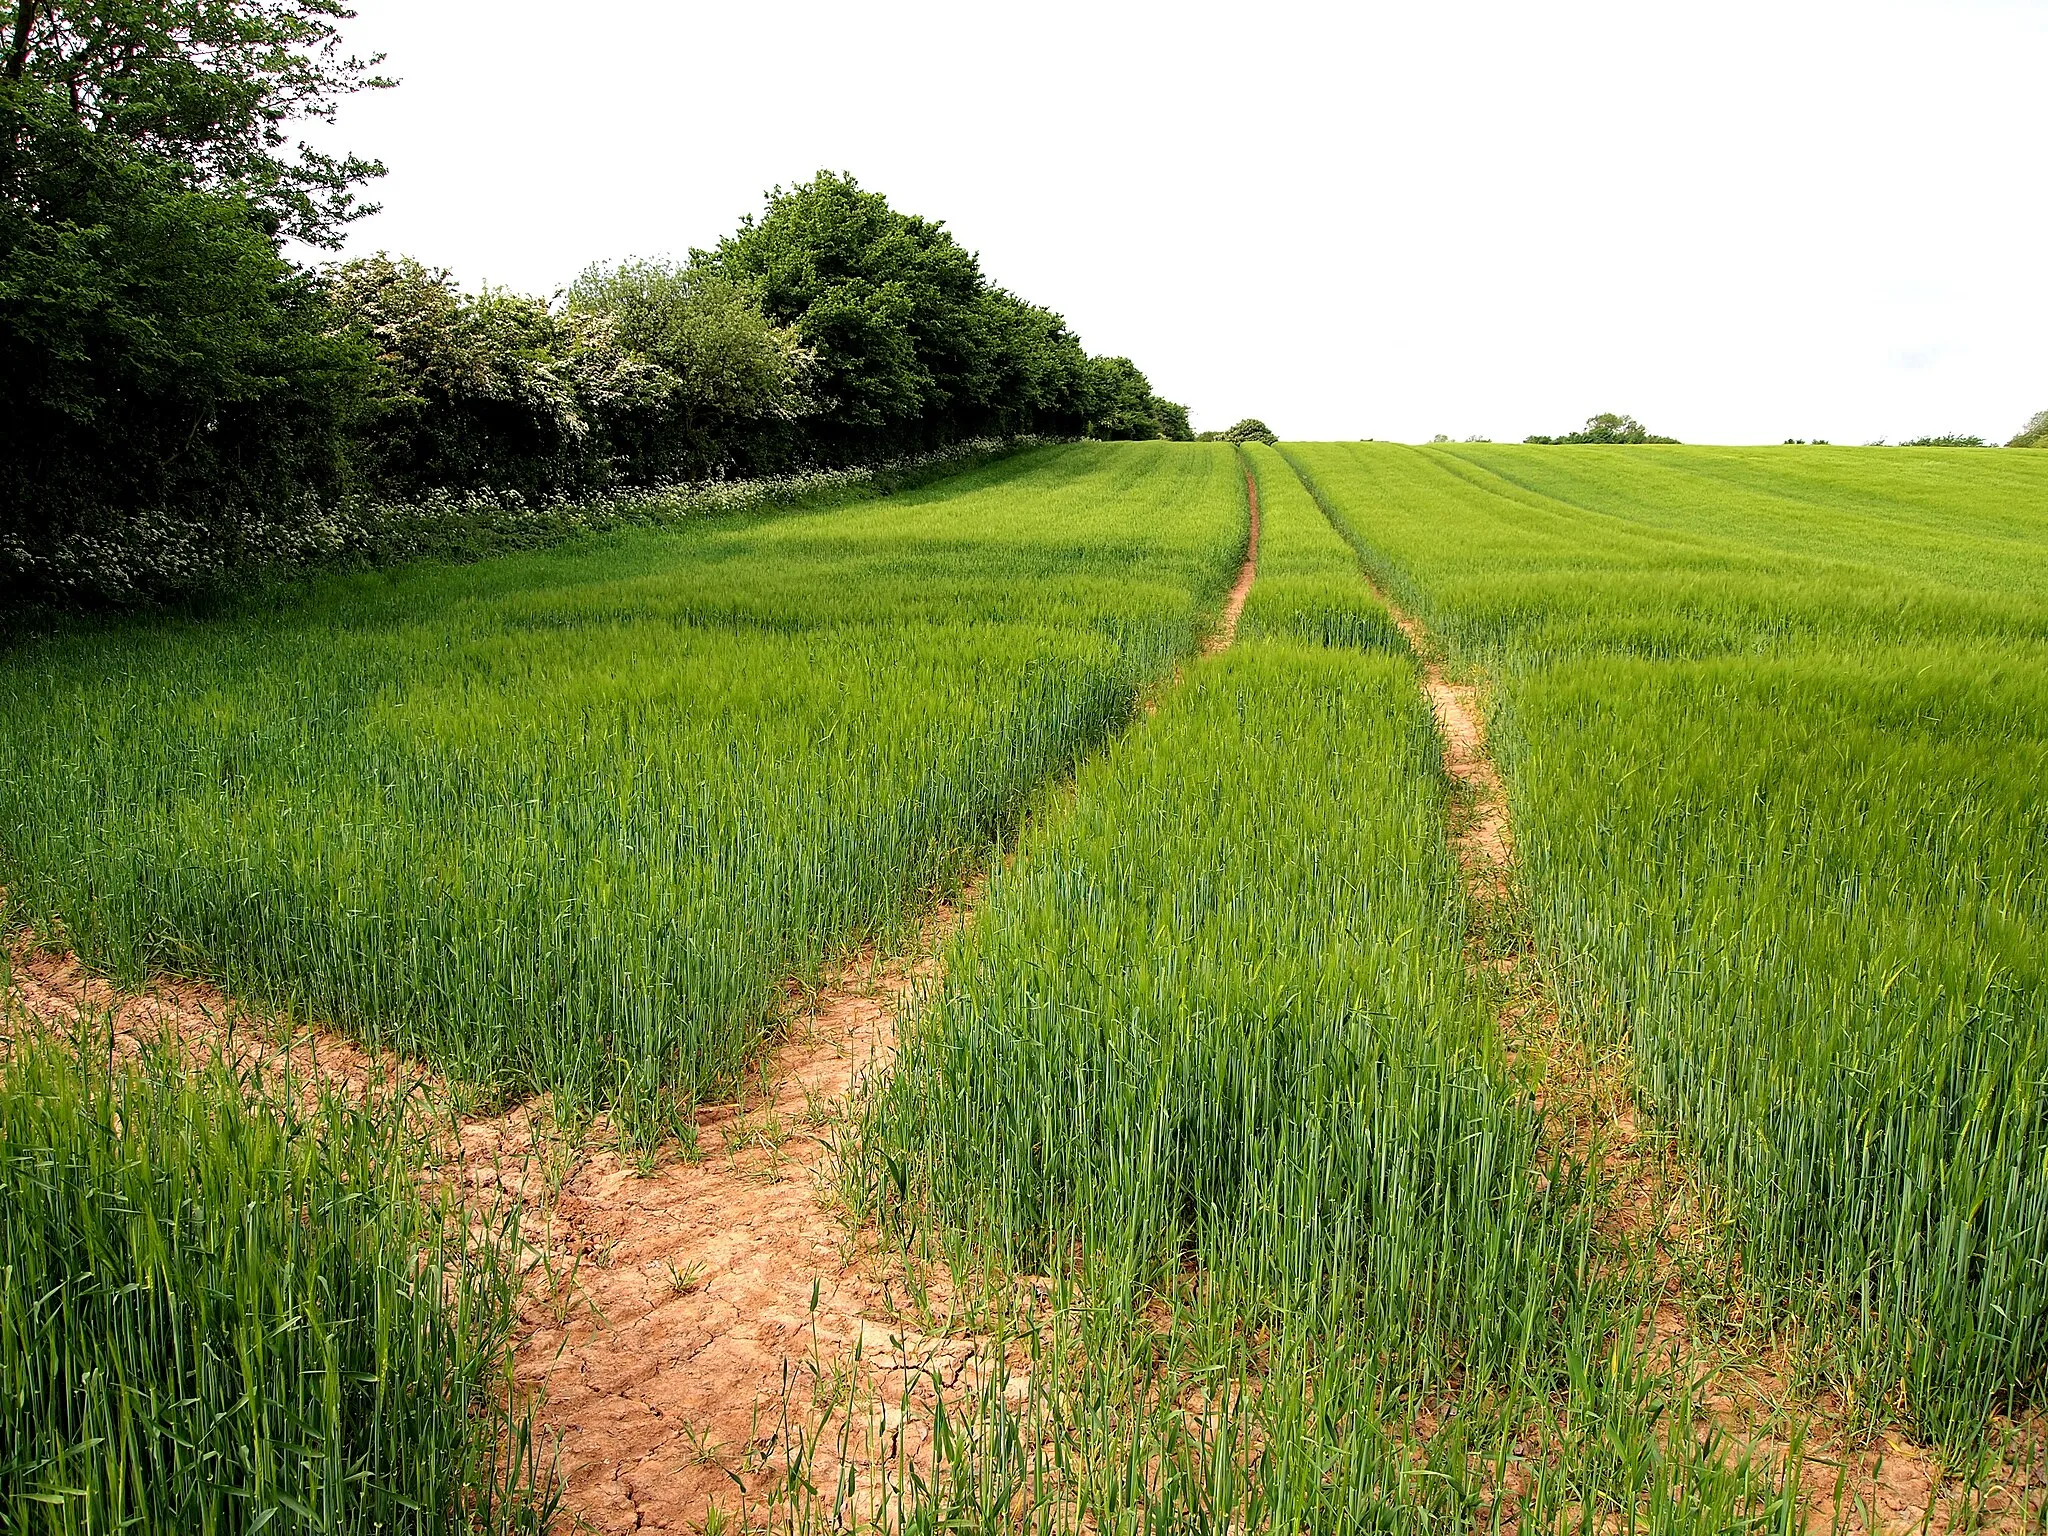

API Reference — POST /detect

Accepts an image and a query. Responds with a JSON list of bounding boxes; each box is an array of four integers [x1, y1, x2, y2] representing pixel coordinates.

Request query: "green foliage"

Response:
[[1079, 354, 1167, 440], [2009, 410, 2048, 449], [1524, 411, 1677, 444], [1900, 432, 1990, 447], [2, 0, 392, 247], [0, 0, 391, 606], [0, 1034, 546, 1532], [0, 444, 1244, 1141], [3, 33, 1187, 611], [1076, 356, 1191, 442], [1288, 438, 2048, 1443], [705, 171, 1102, 459], [321, 254, 610, 497], [0, 93, 371, 605], [1220, 417, 1277, 444], [562, 258, 810, 475], [319, 252, 801, 497]]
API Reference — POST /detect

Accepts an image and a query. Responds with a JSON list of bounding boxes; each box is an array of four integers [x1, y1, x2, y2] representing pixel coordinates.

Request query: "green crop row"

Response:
[[852, 447, 1797, 1530], [1234, 443, 1405, 653], [871, 639, 1571, 1366], [1284, 441, 2048, 1445], [0, 444, 1245, 1142], [862, 641, 1585, 1527], [0, 1032, 546, 1533]]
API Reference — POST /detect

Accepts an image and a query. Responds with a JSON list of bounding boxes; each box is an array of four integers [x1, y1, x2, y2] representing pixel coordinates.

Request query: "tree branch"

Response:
[[4, 1, 36, 83]]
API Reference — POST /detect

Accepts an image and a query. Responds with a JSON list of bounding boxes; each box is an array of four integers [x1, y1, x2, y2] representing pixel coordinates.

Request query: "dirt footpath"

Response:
[[1352, 571, 2041, 1534], [1, 482, 1279, 1534]]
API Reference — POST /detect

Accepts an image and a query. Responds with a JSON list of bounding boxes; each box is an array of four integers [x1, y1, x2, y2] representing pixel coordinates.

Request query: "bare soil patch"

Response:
[[4, 934, 412, 1107], [502, 900, 992, 1533], [2, 914, 993, 1534]]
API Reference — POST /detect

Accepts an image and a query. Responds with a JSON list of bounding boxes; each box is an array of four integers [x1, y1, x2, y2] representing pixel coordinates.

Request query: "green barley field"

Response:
[[1285, 441, 2048, 1446], [0, 442, 1244, 1139], [4, 438, 2045, 1527]]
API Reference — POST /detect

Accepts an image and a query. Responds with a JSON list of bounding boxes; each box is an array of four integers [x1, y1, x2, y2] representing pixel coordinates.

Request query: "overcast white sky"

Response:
[[310, 0, 2047, 444]]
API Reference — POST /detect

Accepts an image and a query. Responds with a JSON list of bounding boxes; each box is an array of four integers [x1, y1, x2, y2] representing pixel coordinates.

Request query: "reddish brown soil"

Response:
[[502, 902, 994, 1533], [4, 935, 410, 1106], [1, 916, 997, 1534]]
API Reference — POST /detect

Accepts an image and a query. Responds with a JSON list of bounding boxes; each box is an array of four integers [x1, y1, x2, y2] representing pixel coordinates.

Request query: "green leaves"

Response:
[[3, 0, 392, 248]]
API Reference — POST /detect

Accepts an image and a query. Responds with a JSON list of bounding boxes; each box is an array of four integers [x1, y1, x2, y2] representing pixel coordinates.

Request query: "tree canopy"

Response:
[[1525, 413, 1677, 445], [3, 0, 391, 246], [2, 22, 1192, 608]]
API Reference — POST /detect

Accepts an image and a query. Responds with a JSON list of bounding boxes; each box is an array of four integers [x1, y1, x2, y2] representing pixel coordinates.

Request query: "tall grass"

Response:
[[0, 1032, 546, 1533], [872, 639, 1576, 1366], [860, 638, 1595, 1525], [1234, 443, 1404, 652], [1285, 439, 2048, 1443], [836, 445, 1805, 1531], [0, 443, 1244, 1141]]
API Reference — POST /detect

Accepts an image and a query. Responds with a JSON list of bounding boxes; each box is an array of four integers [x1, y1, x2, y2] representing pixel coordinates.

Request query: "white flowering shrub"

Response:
[[2, 438, 1050, 611]]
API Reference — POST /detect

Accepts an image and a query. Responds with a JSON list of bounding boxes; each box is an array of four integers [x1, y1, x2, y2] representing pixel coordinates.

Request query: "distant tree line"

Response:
[[1525, 413, 1678, 445], [1876, 416, 2045, 446], [0, 2, 1190, 608]]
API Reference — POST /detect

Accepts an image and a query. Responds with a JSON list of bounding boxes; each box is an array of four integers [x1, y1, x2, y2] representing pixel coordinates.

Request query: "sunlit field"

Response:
[[7, 437, 2044, 1528], [1287, 441, 2048, 1444], [0, 444, 1245, 1143]]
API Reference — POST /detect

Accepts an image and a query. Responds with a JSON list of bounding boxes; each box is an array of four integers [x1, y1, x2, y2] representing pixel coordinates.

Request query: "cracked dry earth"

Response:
[[3, 912, 996, 1535], [1364, 591, 2042, 1531], [499, 901, 991, 1534]]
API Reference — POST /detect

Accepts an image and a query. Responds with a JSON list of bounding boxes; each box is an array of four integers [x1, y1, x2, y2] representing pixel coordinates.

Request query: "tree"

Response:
[[1221, 418, 1277, 445], [704, 171, 1100, 460], [1, 0, 392, 604], [564, 259, 812, 475], [1082, 356, 1160, 440], [1154, 399, 1193, 442], [706, 171, 984, 457], [1525, 412, 1677, 445], [2005, 410, 2046, 449], [1, 99, 370, 602], [324, 253, 706, 496], [566, 261, 809, 425], [2, 0, 390, 246], [953, 286, 1093, 441]]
